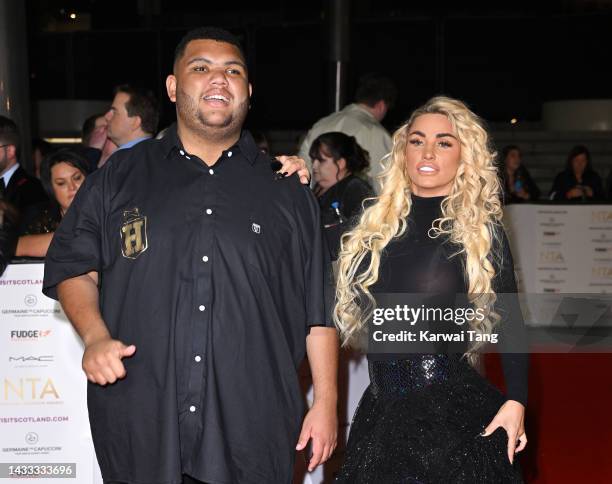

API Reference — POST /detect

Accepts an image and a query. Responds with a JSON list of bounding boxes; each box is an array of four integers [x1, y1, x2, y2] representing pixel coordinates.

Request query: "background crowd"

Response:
[[1, 73, 612, 276]]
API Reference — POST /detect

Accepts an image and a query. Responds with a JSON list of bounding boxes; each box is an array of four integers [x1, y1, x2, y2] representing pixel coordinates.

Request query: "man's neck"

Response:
[[119, 131, 150, 148], [0, 159, 18, 178], [177, 124, 241, 167], [356, 102, 378, 119]]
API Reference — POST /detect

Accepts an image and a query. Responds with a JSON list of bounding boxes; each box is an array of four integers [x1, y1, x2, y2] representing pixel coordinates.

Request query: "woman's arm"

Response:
[[492, 225, 529, 405], [16, 232, 54, 258], [482, 225, 529, 463]]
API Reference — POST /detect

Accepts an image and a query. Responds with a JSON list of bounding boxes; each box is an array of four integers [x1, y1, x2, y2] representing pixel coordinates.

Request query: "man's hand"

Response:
[[87, 125, 108, 150], [275, 155, 310, 185], [82, 337, 136, 385], [296, 400, 338, 472]]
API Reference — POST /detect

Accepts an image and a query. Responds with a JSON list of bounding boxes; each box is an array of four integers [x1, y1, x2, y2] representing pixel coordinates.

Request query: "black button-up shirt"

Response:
[[43, 125, 333, 484]]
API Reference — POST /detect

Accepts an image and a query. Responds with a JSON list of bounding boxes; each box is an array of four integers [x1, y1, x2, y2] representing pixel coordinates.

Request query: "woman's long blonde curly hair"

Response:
[[333, 96, 503, 364]]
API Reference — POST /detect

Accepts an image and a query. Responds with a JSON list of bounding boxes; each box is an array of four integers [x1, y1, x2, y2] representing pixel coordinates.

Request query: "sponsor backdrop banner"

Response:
[[0, 263, 102, 483], [504, 204, 612, 294], [505, 205, 612, 336]]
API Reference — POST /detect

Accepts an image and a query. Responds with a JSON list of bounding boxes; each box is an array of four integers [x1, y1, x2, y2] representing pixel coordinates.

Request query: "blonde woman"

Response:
[[334, 97, 528, 483]]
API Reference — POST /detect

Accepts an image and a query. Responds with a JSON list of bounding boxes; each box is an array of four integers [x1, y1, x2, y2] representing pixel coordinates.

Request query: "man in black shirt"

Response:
[[43, 27, 338, 484]]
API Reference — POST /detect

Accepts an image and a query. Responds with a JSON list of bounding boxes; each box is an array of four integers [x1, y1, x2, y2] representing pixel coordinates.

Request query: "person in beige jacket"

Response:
[[299, 74, 397, 193]]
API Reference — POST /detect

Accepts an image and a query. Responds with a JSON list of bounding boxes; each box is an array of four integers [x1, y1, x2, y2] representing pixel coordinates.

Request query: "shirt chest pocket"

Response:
[[246, 210, 293, 279]]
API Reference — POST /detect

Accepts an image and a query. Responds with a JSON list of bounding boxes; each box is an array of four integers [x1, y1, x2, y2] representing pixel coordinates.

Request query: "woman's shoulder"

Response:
[[342, 175, 374, 195]]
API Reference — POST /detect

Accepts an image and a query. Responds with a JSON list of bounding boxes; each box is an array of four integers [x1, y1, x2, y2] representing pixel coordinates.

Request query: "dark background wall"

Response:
[[25, 0, 612, 133]]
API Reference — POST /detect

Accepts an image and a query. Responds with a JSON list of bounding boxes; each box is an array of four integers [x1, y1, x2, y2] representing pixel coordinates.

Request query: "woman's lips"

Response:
[[416, 162, 439, 174]]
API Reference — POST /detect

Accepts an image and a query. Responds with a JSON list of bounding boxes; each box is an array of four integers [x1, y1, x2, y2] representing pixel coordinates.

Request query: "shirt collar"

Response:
[[1, 163, 20, 185], [349, 103, 378, 121], [118, 136, 152, 150], [160, 123, 259, 165]]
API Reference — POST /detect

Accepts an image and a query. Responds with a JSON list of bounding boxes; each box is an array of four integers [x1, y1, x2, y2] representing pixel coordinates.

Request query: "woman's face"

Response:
[[505, 149, 521, 171], [51, 161, 85, 213], [312, 144, 347, 190], [405, 113, 461, 197], [571, 153, 588, 177]]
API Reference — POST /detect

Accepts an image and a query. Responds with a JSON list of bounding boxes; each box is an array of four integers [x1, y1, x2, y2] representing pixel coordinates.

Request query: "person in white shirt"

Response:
[[298, 74, 397, 192]]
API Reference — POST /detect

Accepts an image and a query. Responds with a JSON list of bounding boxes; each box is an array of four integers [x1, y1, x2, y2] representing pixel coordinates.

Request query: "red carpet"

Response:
[[485, 353, 612, 483]]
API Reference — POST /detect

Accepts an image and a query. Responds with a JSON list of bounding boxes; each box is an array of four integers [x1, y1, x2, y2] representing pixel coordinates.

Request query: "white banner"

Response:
[[503, 205, 612, 333], [0, 263, 101, 483], [504, 204, 612, 294]]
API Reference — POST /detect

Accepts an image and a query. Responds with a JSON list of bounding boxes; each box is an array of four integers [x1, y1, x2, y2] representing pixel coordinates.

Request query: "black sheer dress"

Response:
[[336, 194, 528, 483]]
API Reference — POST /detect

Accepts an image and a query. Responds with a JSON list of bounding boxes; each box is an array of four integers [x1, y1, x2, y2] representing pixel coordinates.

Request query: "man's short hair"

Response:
[[174, 26, 246, 68], [114, 85, 159, 136], [81, 113, 105, 145], [0, 115, 21, 158], [355, 74, 398, 109]]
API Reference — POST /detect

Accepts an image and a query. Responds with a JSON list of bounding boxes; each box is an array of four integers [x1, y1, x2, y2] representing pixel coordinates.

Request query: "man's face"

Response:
[[0, 143, 16, 175], [166, 39, 252, 139], [105, 92, 136, 146]]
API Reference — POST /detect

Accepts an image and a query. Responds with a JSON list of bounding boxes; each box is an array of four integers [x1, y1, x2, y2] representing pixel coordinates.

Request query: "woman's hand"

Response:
[[516, 188, 530, 200], [275, 155, 310, 185], [566, 187, 584, 199], [481, 399, 527, 464]]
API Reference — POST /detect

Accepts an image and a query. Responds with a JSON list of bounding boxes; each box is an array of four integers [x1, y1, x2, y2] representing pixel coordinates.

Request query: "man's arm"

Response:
[[58, 271, 135, 385], [296, 326, 339, 472]]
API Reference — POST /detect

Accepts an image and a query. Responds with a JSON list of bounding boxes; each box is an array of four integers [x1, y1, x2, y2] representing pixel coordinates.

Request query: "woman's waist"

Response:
[[367, 354, 473, 396]]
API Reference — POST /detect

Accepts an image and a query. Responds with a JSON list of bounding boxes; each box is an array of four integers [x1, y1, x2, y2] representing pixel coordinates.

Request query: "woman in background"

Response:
[[550, 145, 604, 201], [309, 132, 374, 259], [16, 149, 91, 258], [499, 145, 540, 203]]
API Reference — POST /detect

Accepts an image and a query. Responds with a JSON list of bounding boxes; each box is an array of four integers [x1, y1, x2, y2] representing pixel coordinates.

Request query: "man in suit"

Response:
[[0, 115, 48, 212]]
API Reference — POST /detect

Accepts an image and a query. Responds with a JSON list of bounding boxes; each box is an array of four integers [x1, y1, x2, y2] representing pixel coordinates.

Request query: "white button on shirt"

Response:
[[194, 356, 202, 363], [199, 305, 205, 311], [189, 405, 196, 412], [206, 209, 212, 215], [202, 256, 208, 262], [209, 168, 214, 175]]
